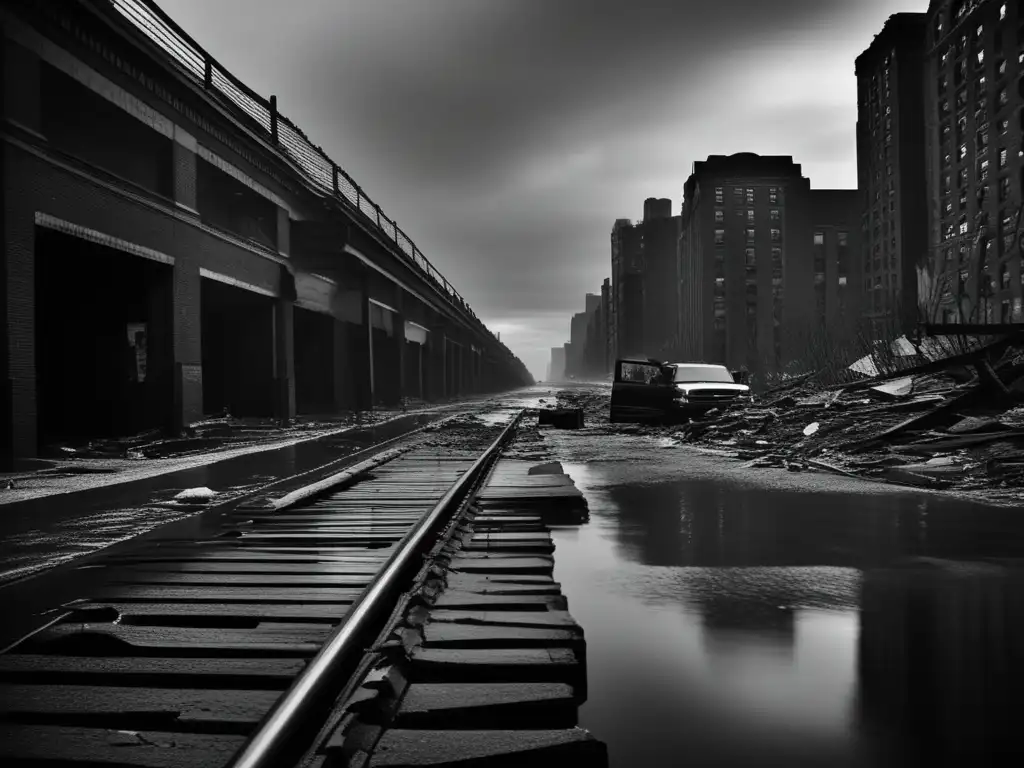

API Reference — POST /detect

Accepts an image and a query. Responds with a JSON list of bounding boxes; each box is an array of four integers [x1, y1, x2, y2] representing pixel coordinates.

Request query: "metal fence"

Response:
[[107, 0, 477, 321]]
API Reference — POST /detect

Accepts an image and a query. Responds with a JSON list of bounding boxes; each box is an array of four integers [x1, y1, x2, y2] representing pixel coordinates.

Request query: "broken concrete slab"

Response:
[[449, 555, 554, 575], [527, 461, 565, 475], [444, 573, 557, 588], [537, 409, 584, 429], [428, 610, 579, 629], [393, 683, 577, 730], [368, 727, 606, 767], [408, 647, 583, 689], [421, 622, 583, 650], [433, 591, 568, 611]]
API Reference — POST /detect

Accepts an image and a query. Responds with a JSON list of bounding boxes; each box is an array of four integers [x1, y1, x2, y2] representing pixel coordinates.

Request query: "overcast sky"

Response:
[[158, 0, 925, 381]]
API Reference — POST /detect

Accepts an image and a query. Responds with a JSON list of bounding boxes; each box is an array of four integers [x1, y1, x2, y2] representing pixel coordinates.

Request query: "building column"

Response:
[[426, 322, 445, 402], [168, 128, 203, 433], [273, 265, 296, 422], [394, 293, 406, 405], [1, 39, 43, 465]]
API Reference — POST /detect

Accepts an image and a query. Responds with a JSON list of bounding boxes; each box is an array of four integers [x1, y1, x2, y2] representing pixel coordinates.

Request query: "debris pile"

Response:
[[675, 332, 1024, 498]]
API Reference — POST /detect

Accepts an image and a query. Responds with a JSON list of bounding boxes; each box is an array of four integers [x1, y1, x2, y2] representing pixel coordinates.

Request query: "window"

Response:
[[768, 187, 780, 204], [1001, 3, 1006, 21], [745, 248, 756, 266], [1003, 299, 1012, 323], [714, 229, 725, 245], [715, 187, 724, 204], [770, 209, 780, 221], [977, 128, 989, 151], [959, 215, 969, 235], [714, 277, 725, 295], [998, 59, 1006, 76], [714, 209, 724, 223], [1001, 262, 1010, 288], [977, 49, 985, 68], [745, 188, 755, 205], [1000, 117, 1009, 134], [747, 209, 755, 223], [999, 88, 1008, 106], [770, 228, 782, 243], [999, 176, 1011, 201], [813, 232, 825, 246], [745, 228, 756, 242], [1000, 147, 1008, 167], [733, 187, 744, 203]]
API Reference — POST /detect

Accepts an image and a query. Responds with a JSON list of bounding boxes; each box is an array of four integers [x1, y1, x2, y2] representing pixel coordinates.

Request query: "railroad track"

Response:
[[0, 410, 596, 767]]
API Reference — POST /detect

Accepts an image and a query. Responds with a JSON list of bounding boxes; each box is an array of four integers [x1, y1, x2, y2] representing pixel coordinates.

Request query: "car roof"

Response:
[[665, 362, 728, 368]]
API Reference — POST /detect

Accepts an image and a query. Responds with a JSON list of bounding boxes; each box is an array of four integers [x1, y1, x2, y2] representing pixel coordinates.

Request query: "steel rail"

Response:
[[224, 409, 525, 768]]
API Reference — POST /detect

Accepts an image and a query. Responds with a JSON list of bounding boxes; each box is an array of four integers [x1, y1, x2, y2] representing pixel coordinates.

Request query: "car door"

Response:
[[611, 360, 663, 422]]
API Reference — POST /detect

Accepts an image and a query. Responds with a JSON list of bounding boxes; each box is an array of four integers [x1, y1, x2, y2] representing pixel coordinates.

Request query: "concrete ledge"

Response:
[[369, 728, 606, 767]]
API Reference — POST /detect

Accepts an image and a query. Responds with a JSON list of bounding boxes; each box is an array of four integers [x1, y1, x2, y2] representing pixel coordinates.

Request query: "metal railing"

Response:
[[224, 409, 525, 768], [105, 0, 478, 321]]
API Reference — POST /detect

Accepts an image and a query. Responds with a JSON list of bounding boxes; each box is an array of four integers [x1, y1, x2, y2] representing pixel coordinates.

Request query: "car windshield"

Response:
[[672, 365, 735, 383]]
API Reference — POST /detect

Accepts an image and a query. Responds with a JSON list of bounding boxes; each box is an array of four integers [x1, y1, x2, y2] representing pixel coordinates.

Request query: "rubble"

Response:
[[549, 332, 1024, 505], [666, 331, 1024, 503]]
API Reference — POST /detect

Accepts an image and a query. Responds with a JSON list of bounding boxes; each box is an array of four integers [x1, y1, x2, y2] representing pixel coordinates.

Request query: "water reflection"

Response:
[[605, 480, 1024, 568], [858, 561, 1024, 767], [551, 459, 1024, 767]]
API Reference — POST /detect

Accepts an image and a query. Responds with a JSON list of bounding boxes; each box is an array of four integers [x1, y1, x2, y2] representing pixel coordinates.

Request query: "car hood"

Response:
[[675, 382, 750, 395]]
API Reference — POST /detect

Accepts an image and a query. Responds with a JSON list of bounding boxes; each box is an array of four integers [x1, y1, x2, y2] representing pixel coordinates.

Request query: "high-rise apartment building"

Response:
[[611, 218, 644, 358], [856, 12, 928, 334], [600, 277, 612, 371], [678, 154, 860, 374], [640, 198, 682, 358], [549, 346, 566, 381], [924, 0, 1024, 326]]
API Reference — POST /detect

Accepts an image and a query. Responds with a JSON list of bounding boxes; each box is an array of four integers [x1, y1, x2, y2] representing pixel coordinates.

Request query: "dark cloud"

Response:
[[157, 0, 926, 379]]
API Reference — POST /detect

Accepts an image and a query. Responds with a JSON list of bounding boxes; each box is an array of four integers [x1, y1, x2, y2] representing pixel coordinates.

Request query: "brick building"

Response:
[[923, 0, 1024, 326], [677, 154, 860, 374], [856, 12, 928, 334], [0, 0, 529, 466]]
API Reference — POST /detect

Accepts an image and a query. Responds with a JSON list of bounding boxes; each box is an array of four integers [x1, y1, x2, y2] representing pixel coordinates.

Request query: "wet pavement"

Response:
[[540, 385, 1024, 768], [0, 411, 446, 586]]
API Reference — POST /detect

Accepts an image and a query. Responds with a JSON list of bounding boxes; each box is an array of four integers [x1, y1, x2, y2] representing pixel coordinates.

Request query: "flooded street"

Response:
[[545, 425, 1024, 768]]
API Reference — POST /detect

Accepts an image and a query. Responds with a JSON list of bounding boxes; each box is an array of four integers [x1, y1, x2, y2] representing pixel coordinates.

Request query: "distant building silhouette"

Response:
[[856, 12, 928, 335], [923, 1, 1024, 326], [611, 218, 644, 359], [641, 198, 682, 359], [549, 345, 566, 381], [678, 153, 860, 374]]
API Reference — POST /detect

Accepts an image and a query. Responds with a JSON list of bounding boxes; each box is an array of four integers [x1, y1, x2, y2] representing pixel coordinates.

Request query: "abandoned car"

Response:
[[609, 358, 752, 423]]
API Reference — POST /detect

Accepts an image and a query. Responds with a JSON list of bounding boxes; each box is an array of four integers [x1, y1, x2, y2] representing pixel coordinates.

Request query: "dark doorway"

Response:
[[370, 303, 401, 406], [34, 227, 174, 447], [200, 277, 274, 417], [294, 307, 336, 414]]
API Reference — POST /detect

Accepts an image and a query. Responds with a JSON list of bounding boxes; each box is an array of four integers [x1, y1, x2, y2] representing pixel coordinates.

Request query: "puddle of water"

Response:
[[551, 448, 1024, 768]]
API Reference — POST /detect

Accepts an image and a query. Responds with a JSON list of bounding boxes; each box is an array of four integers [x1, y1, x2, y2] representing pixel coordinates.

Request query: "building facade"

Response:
[[924, 0, 1024, 326], [549, 345, 566, 381], [856, 12, 928, 334], [678, 154, 860, 374], [640, 198, 682, 359], [611, 218, 644, 359]]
